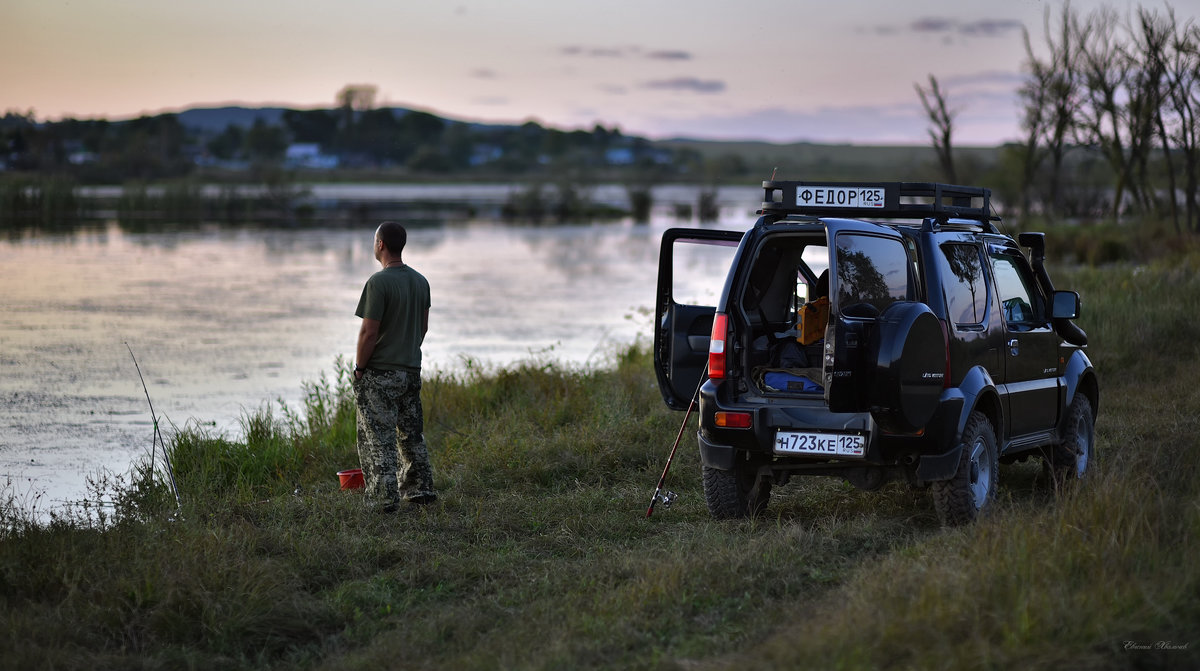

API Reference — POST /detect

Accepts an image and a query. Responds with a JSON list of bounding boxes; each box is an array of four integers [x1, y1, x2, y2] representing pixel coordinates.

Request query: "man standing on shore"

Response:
[[353, 221, 435, 512]]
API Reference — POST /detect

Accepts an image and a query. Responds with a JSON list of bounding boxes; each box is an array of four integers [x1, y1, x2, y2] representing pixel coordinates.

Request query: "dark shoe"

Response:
[[406, 494, 437, 506]]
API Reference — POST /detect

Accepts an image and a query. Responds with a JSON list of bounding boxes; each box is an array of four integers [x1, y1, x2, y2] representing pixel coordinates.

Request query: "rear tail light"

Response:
[[714, 411, 752, 428], [708, 313, 728, 380]]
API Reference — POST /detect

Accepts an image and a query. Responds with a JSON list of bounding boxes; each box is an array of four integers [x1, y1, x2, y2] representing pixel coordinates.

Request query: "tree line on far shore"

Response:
[[0, 84, 742, 186]]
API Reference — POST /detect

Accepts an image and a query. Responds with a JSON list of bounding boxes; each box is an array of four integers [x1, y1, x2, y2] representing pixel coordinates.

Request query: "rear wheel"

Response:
[[1047, 395, 1095, 487], [703, 460, 771, 519], [932, 411, 998, 526]]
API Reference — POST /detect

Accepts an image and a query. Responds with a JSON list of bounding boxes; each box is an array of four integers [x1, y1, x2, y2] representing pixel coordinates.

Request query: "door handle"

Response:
[[1007, 338, 1019, 355]]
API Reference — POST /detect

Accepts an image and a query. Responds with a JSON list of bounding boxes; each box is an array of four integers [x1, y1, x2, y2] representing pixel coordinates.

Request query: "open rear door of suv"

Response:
[[654, 228, 744, 410], [823, 225, 944, 431]]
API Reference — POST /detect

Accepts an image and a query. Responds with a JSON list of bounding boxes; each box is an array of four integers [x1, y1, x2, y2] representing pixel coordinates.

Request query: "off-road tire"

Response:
[[931, 411, 998, 526], [1047, 395, 1096, 488], [703, 462, 770, 519]]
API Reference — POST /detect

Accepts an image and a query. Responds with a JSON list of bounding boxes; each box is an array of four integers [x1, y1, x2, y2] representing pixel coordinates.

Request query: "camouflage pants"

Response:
[[353, 369, 435, 506]]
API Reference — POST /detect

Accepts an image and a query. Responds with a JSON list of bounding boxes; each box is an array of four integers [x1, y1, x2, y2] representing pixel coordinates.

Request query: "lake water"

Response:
[[1, 188, 759, 512]]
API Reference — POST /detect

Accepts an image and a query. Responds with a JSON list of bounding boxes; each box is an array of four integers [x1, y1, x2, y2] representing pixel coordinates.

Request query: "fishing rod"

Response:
[[126, 343, 181, 509], [645, 365, 707, 518]]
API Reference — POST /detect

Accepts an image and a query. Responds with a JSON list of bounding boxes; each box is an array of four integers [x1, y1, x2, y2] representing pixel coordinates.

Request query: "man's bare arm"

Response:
[[355, 317, 381, 378]]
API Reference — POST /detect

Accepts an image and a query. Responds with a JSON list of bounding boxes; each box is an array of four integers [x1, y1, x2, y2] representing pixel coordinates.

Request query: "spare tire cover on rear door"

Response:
[[868, 302, 944, 432]]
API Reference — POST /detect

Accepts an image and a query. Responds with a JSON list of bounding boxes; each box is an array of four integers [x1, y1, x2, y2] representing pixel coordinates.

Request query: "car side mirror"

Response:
[[1051, 291, 1081, 320]]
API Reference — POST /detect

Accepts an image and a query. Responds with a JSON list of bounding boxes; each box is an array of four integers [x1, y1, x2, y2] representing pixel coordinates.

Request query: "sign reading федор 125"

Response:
[[797, 186, 885, 208]]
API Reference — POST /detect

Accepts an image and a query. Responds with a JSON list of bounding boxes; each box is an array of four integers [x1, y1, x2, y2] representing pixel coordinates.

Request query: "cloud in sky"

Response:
[[641, 77, 726, 94], [560, 45, 693, 60], [907, 17, 1024, 38], [867, 16, 1024, 42], [646, 50, 692, 60], [561, 45, 627, 58]]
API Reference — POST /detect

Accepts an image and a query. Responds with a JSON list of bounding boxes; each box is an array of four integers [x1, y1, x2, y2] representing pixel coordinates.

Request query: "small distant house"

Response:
[[285, 143, 339, 169], [469, 144, 504, 167], [67, 151, 98, 165], [63, 140, 97, 165], [604, 147, 635, 165]]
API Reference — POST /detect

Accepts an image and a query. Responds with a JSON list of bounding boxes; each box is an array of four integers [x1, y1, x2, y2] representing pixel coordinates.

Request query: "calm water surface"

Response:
[[1, 212, 747, 509]]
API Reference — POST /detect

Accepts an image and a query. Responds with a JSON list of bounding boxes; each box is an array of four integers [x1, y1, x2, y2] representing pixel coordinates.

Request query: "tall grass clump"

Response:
[[165, 357, 359, 515], [0, 173, 79, 229]]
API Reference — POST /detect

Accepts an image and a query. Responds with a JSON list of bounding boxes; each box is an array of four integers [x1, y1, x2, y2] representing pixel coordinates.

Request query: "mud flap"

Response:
[[697, 432, 737, 470], [915, 443, 965, 482]]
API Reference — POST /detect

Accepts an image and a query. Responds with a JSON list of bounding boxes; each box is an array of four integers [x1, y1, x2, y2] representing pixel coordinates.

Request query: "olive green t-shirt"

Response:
[[355, 265, 431, 372]]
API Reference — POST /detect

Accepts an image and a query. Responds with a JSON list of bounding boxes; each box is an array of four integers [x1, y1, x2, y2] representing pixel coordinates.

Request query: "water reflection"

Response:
[[0, 215, 745, 509]]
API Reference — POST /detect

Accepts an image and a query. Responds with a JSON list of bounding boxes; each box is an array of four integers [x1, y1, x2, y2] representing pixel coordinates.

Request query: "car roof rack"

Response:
[[759, 181, 998, 229]]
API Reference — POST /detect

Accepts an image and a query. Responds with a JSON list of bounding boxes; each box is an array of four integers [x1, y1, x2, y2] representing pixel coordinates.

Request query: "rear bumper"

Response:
[[697, 380, 962, 476], [697, 379, 874, 462]]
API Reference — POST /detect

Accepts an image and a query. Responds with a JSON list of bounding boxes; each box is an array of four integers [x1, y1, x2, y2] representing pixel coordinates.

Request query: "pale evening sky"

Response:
[[3, 0, 1196, 145]]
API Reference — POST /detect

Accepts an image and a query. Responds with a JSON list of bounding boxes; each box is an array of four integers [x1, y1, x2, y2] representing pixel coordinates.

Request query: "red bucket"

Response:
[[337, 468, 364, 490]]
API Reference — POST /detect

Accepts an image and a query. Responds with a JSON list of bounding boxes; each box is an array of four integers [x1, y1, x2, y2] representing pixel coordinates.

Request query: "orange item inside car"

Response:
[[798, 296, 829, 345]]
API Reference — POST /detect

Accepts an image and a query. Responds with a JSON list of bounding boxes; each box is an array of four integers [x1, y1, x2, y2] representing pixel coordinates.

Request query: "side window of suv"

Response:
[[940, 243, 988, 328], [989, 250, 1042, 326], [835, 233, 910, 317]]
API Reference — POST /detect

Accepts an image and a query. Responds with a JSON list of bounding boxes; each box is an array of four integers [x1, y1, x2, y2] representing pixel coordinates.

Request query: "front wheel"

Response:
[[1047, 395, 1096, 487], [931, 411, 998, 526], [703, 460, 770, 519]]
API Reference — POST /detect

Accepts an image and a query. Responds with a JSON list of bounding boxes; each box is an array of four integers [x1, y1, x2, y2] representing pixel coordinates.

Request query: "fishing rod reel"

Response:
[[652, 489, 678, 511]]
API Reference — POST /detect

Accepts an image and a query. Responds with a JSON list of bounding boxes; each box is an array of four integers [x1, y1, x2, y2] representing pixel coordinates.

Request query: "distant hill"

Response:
[[176, 107, 290, 133], [175, 105, 438, 133]]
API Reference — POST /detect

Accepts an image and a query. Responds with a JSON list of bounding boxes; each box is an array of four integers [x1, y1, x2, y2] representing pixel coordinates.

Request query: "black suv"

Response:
[[654, 182, 1099, 525]]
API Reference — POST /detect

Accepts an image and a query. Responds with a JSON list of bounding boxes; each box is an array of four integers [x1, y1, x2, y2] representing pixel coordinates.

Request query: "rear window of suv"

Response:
[[940, 242, 988, 327], [835, 233, 911, 316]]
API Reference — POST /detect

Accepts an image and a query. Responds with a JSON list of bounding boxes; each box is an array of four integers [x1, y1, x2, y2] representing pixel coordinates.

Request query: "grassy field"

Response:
[[3, 244, 1200, 669]]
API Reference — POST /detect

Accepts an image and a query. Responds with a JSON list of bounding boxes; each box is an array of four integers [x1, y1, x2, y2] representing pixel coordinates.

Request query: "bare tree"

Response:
[[335, 84, 378, 134], [1019, 2, 1083, 220], [1045, 3, 1083, 216], [1127, 7, 1175, 217], [336, 84, 378, 112], [1164, 18, 1200, 232], [1018, 33, 1052, 220], [915, 74, 957, 183], [1074, 7, 1136, 218]]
